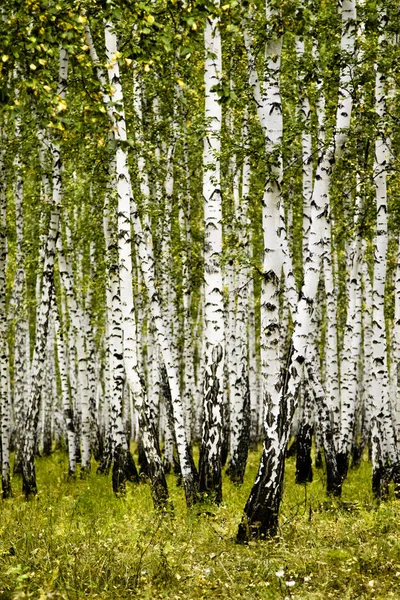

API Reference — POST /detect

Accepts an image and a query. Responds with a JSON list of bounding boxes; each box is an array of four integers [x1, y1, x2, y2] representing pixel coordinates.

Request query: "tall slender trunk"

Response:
[[238, 5, 285, 540], [392, 237, 400, 451], [11, 125, 30, 476], [370, 22, 399, 496], [337, 206, 362, 480], [103, 194, 139, 494], [54, 301, 76, 476], [57, 236, 92, 474], [198, 6, 225, 503], [22, 47, 67, 497], [100, 24, 170, 507], [0, 143, 11, 498]]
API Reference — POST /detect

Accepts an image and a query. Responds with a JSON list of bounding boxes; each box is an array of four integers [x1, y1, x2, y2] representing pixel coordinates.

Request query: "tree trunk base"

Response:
[[138, 438, 149, 477], [315, 449, 323, 469], [2, 476, 12, 499], [295, 423, 313, 484], [125, 450, 139, 483], [22, 462, 38, 499], [199, 444, 222, 505], [372, 465, 390, 500], [112, 445, 127, 496], [236, 446, 285, 543], [336, 451, 349, 482], [80, 465, 91, 479], [350, 443, 363, 469]]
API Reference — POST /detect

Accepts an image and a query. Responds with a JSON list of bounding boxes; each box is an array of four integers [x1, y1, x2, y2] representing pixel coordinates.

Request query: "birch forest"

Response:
[[1, 0, 400, 597]]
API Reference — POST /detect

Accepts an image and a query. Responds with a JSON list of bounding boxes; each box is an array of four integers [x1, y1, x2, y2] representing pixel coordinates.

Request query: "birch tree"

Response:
[[0, 141, 11, 498], [22, 46, 68, 497], [198, 2, 225, 502]]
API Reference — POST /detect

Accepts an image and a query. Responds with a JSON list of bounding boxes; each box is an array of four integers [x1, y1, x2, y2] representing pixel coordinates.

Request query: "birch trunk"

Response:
[[99, 24, 171, 507], [337, 208, 362, 480], [370, 30, 399, 496], [54, 301, 76, 476], [0, 143, 11, 498], [22, 47, 67, 496], [11, 128, 30, 476], [238, 6, 285, 540], [198, 6, 225, 503], [57, 237, 92, 474]]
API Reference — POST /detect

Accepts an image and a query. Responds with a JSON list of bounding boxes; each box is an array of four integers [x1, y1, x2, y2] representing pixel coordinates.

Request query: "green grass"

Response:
[[1, 451, 400, 599]]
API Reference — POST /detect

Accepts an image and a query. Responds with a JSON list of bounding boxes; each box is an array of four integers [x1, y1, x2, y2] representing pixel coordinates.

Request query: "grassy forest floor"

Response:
[[0, 450, 400, 600]]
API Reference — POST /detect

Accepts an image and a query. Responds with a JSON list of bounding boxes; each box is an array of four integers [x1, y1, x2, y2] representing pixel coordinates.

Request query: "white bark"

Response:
[[338, 199, 363, 468], [199, 7, 224, 501], [370, 35, 398, 493], [324, 232, 341, 446], [296, 37, 313, 254], [54, 300, 76, 476], [87, 22, 174, 505], [244, 5, 284, 484], [57, 236, 91, 472], [392, 237, 400, 448], [283, 0, 356, 494], [22, 46, 68, 496], [0, 142, 11, 497], [11, 125, 31, 474]]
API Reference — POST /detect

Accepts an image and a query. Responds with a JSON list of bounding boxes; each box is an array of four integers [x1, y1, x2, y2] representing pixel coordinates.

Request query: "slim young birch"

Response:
[[0, 142, 11, 498], [198, 3, 225, 502], [370, 16, 399, 495], [22, 47, 68, 496]]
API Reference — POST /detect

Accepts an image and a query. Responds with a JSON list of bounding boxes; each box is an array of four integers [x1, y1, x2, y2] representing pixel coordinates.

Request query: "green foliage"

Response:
[[1, 451, 400, 599]]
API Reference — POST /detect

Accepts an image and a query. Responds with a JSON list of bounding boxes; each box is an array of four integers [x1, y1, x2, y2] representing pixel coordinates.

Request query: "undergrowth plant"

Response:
[[0, 449, 399, 599]]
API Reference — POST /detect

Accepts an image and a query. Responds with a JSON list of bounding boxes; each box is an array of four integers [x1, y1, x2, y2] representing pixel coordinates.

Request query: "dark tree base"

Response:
[[147, 465, 172, 511], [180, 474, 198, 507], [112, 445, 128, 495], [227, 382, 251, 486], [220, 435, 229, 468], [226, 455, 247, 486], [75, 445, 82, 464], [97, 442, 112, 475], [286, 438, 296, 458], [372, 465, 390, 500], [138, 439, 149, 477], [80, 465, 91, 480], [92, 427, 104, 463], [182, 451, 199, 507], [336, 451, 349, 482], [315, 449, 323, 469], [295, 423, 313, 484], [326, 459, 342, 497], [13, 458, 23, 476], [173, 455, 183, 487], [236, 508, 279, 543], [236, 447, 285, 543], [163, 457, 173, 474], [22, 463, 38, 499], [2, 476, 12, 500], [350, 443, 363, 469], [199, 443, 222, 505], [42, 436, 52, 457], [125, 450, 139, 483]]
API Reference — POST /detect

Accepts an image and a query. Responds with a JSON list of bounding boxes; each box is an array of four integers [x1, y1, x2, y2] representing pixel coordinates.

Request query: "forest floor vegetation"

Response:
[[0, 449, 399, 599]]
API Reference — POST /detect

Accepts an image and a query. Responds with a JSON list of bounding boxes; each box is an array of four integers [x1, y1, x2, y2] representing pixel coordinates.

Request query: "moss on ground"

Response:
[[0, 450, 399, 599]]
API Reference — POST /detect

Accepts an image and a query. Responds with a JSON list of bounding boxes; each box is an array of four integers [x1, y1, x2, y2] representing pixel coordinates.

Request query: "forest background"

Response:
[[1, 0, 400, 597]]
